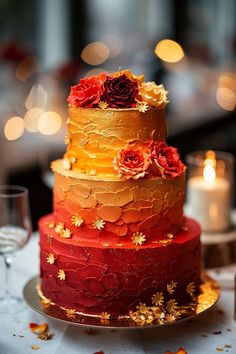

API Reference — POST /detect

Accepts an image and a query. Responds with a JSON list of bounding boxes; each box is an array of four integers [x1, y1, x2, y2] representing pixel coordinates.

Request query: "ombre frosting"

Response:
[[38, 69, 202, 323]]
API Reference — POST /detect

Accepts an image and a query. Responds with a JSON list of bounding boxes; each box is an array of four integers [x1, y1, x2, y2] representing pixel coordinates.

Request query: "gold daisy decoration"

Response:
[[58, 269, 66, 281], [131, 232, 146, 245], [101, 312, 110, 321], [137, 102, 149, 113], [165, 313, 177, 323], [46, 253, 55, 264], [151, 292, 164, 306], [186, 282, 195, 297], [61, 228, 72, 239], [137, 303, 148, 314], [167, 281, 177, 294], [166, 299, 178, 314], [98, 101, 109, 110], [93, 219, 106, 230], [71, 214, 84, 227], [64, 135, 71, 145], [89, 169, 97, 176], [55, 222, 64, 234], [66, 309, 76, 319]]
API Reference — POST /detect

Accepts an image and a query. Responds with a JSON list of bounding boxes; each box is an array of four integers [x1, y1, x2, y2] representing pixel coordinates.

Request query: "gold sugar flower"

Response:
[[165, 313, 177, 323], [58, 269, 66, 281], [151, 292, 164, 306], [139, 82, 169, 109], [66, 309, 76, 319], [101, 312, 110, 321], [137, 102, 149, 113], [55, 222, 64, 234], [89, 169, 97, 176], [137, 303, 148, 314], [46, 253, 55, 264], [167, 281, 177, 294], [98, 101, 109, 109], [71, 214, 84, 227], [131, 232, 146, 245], [166, 299, 178, 314], [93, 219, 105, 230], [186, 282, 195, 297], [61, 228, 72, 239]]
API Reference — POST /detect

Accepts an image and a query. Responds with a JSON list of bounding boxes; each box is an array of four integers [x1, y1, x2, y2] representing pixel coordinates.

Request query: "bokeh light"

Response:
[[25, 84, 47, 110], [100, 36, 124, 58], [37, 111, 62, 135], [15, 56, 38, 82], [84, 68, 107, 77], [4, 116, 24, 141], [81, 41, 110, 65], [216, 87, 236, 111], [24, 107, 44, 132], [155, 39, 184, 63]]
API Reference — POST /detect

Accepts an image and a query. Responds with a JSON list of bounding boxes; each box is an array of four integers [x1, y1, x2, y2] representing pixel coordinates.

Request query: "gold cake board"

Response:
[[23, 273, 220, 330]]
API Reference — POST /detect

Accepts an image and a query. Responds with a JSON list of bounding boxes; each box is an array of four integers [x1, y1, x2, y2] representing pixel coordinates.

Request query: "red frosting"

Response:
[[39, 215, 201, 317]]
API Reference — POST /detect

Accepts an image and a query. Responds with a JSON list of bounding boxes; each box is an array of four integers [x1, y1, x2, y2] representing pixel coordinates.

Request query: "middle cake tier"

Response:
[[52, 160, 185, 242]]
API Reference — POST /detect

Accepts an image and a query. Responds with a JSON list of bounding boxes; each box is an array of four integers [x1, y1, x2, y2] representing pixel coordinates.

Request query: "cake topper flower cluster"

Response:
[[67, 69, 169, 110]]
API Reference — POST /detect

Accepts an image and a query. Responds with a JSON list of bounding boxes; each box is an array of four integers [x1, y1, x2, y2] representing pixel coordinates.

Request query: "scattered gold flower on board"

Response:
[[186, 282, 195, 297], [167, 281, 177, 294], [151, 292, 164, 306], [93, 219, 105, 230], [46, 253, 55, 264], [55, 222, 64, 234], [60, 228, 72, 239], [131, 232, 146, 245], [66, 309, 76, 319], [137, 102, 149, 113], [58, 269, 66, 281], [166, 299, 178, 314], [98, 101, 109, 109], [71, 214, 84, 227], [31, 345, 40, 350]]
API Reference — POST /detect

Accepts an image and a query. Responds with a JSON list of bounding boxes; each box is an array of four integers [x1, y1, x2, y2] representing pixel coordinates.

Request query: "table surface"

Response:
[[0, 234, 235, 354]]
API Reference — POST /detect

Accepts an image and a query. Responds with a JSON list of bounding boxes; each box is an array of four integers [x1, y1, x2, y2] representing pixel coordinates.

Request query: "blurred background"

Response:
[[0, 0, 236, 228]]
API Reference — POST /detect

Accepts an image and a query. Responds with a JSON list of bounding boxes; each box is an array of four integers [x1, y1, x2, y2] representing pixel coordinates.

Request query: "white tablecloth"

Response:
[[0, 234, 235, 354]]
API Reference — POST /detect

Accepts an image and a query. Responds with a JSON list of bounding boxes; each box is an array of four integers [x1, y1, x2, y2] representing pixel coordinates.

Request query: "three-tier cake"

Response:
[[38, 69, 201, 324]]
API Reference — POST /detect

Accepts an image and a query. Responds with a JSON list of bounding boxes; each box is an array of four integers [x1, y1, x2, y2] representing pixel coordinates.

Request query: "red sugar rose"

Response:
[[101, 74, 138, 108], [113, 144, 151, 180], [67, 74, 106, 108], [151, 142, 184, 177]]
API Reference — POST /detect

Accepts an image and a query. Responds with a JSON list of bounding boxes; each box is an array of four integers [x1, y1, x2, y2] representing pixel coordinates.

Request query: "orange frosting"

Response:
[[64, 106, 167, 175]]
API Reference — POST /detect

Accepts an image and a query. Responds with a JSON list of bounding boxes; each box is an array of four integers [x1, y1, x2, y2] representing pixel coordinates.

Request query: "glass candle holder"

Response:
[[186, 150, 234, 233]]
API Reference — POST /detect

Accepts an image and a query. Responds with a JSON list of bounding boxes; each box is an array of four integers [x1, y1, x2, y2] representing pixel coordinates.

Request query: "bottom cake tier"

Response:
[[39, 215, 201, 319]]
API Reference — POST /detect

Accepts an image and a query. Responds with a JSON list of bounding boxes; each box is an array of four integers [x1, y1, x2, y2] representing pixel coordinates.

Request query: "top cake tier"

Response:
[[65, 106, 167, 176], [62, 69, 175, 179]]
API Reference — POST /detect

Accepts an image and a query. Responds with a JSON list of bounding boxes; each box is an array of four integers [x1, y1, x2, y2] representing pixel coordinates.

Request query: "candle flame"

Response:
[[203, 151, 216, 183]]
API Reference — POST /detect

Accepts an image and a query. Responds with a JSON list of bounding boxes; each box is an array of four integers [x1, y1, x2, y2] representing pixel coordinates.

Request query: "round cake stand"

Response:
[[23, 274, 220, 330]]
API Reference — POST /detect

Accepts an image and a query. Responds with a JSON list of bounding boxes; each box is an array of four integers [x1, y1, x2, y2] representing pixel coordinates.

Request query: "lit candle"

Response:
[[187, 152, 231, 232]]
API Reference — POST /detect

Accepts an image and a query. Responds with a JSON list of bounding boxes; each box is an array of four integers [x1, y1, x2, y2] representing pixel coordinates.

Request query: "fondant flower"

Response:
[[113, 143, 152, 180], [139, 82, 169, 109], [151, 142, 184, 177], [111, 69, 144, 86], [101, 74, 138, 108], [67, 74, 106, 108]]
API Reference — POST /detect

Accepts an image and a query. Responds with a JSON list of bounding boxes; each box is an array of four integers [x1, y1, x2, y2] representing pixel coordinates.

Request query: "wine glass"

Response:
[[0, 185, 32, 313]]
